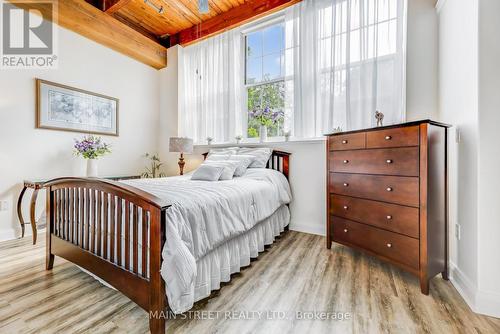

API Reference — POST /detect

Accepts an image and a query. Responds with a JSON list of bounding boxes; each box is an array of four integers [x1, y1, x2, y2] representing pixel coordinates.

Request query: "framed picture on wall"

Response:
[[36, 79, 119, 136]]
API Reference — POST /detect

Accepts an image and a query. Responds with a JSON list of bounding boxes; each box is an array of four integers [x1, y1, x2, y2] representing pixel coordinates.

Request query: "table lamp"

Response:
[[169, 137, 193, 175]]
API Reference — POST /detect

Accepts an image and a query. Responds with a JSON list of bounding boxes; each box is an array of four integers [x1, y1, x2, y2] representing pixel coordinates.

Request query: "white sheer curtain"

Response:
[[178, 29, 244, 144], [179, 0, 407, 142], [285, 0, 407, 136]]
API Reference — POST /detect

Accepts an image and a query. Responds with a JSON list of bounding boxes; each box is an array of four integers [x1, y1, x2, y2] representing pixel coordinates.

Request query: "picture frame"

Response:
[[36, 79, 119, 136]]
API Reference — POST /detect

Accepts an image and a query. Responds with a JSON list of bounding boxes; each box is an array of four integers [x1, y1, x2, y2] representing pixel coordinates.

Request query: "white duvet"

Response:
[[122, 168, 292, 313]]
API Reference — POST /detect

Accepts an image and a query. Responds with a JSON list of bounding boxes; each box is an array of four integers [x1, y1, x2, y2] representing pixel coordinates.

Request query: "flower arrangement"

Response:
[[235, 135, 242, 144], [249, 106, 284, 127], [74, 135, 111, 160], [206, 136, 213, 145]]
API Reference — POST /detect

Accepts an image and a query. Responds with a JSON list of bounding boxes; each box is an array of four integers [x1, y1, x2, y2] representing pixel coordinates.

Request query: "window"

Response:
[[245, 22, 287, 138]]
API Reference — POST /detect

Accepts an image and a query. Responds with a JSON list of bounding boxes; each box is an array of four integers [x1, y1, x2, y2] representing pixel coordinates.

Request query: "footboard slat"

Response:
[[125, 200, 130, 270], [79, 188, 84, 247], [103, 193, 109, 259], [133, 205, 138, 274], [110, 195, 116, 263], [117, 198, 122, 266], [96, 191, 102, 256], [85, 188, 90, 250], [142, 210, 148, 278], [90, 190, 96, 253]]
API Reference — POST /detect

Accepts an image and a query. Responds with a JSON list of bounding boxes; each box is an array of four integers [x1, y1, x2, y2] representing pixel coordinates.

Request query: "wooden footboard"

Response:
[[44, 177, 170, 334]]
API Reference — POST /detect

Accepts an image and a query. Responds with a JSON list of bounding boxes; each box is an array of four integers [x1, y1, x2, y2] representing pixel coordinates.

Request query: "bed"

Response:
[[43, 150, 291, 334]]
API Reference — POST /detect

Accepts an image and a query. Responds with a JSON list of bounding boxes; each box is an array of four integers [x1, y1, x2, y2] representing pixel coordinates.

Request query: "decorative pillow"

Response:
[[203, 160, 239, 180], [208, 147, 239, 156], [191, 164, 225, 181], [237, 148, 272, 168], [205, 154, 231, 162], [226, 155, 255, 176]]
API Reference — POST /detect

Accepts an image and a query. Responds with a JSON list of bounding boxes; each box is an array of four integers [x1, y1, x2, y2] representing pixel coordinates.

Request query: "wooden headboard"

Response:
[[202, 150, 291, 179]]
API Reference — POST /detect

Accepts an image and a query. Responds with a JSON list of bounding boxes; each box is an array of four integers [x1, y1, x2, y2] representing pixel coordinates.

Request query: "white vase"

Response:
[[259, 125, 267, 143], [86, 159, 98, 177]]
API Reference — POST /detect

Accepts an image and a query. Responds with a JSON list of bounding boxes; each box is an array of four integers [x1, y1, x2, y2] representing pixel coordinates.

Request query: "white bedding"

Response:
[[122, 168, 292, 313]]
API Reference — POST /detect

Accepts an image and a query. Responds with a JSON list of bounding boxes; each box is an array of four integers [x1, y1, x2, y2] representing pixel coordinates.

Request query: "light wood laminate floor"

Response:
[[1, 230, 499, 334]]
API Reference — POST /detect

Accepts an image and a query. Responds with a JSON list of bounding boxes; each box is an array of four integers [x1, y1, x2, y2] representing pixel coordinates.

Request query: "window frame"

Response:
[[242, 15, 288, 140]]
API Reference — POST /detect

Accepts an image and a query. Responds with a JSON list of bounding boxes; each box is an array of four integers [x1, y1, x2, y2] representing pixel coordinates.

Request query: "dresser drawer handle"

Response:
[[343, 183, 349, 187], [343, 160, 349, 164], [386, 215, 393, 220], [342, 140, 348, 144], [343, 229, 348, 233], [386, 159, 393, 164], [385, 135, 392, 140], [343, 205, 348, 210], [386, 243, 392, 248], [386, 187, 393, 192]]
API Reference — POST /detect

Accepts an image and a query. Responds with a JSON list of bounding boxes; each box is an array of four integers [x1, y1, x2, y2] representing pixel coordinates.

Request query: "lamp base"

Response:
[[178, 153, 185, 175]]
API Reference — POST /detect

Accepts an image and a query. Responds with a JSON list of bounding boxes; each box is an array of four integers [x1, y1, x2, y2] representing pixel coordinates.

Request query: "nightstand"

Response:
[[17, 175, 141, 244]]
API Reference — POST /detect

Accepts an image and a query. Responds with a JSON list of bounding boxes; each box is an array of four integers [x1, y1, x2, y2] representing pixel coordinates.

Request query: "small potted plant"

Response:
[[74, 135, 111, 177], [141, 153, 166, 178], [207, 136, 213, 145], [284, 130, 291, 142], [235, 135, 243, 144]]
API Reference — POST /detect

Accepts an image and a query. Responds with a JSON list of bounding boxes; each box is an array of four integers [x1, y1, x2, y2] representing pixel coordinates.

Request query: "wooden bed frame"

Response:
[[44, 150, 290, 334]]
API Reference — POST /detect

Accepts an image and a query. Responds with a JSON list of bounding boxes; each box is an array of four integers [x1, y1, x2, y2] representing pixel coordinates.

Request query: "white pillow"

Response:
[[237, 148, 272, 168], [191, 164, 225, 181], [203, 161, 239, 180], [208, 147, 239, 156], [205, 154, 230, 162], [226, 155, 255, 176]]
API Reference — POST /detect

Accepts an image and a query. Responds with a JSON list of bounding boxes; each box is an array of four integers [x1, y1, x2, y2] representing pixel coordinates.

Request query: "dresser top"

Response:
[[324, 119, 451, 136]]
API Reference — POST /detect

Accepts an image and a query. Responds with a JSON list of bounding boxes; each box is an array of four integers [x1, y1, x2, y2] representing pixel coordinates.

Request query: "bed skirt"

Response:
[[189, 205, 290, 308], [78, 204, 290, 313]]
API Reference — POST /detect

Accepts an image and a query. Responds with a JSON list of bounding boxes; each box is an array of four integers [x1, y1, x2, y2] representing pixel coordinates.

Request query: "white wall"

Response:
[[0, 25, 160, 241], [437, 0, 500, 318], [477, 0, 500, 317], [158, 46, 182, 176], [437, 0, 479, 297], [406, 0, 439, 121]]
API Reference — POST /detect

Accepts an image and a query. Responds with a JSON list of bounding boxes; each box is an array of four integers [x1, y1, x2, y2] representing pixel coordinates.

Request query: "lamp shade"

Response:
[[169, 137, 193, 153]]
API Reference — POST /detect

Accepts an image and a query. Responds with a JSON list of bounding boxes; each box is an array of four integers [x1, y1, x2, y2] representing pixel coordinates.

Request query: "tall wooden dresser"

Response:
[[326, 120, 451, 294]]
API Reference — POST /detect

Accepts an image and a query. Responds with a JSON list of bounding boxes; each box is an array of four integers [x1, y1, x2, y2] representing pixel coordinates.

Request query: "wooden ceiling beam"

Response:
[[170, 0, 302, 47], [9, 0, 167, 69], [103, 0, 133, 14]]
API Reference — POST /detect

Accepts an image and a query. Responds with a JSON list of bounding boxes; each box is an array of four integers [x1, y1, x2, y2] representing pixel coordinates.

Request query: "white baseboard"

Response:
[[450, 261, 500, 319], [0, 226, 33, 242], [476, 289, 500, 319], [289, 222, 325, 236], [449, 261, 477, 310], [0, 229, 19, 242]]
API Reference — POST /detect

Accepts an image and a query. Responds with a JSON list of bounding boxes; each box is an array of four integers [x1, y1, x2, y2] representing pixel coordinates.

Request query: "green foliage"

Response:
[[247, 127, 259, 138], [141, 153, 166, 178], [247, 80, 285, 138]]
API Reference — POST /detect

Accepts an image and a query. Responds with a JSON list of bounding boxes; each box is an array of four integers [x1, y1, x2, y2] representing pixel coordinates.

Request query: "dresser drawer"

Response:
[[329, 173, 419, 207], [332, 217, 419, 269], [329, 147, 419, 176], [366, 126, 419, 148], [330, 195, 419, 238], [329, 132, 365, 151]]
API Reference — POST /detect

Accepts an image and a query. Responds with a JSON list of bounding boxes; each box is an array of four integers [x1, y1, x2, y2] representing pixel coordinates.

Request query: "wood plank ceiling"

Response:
[[89, 0, 301, 47]]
